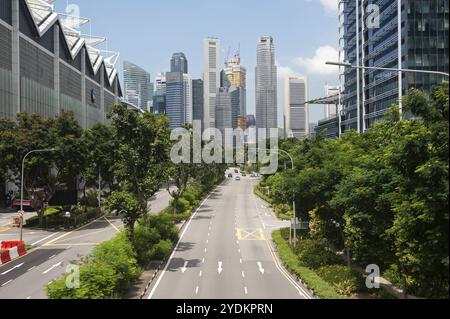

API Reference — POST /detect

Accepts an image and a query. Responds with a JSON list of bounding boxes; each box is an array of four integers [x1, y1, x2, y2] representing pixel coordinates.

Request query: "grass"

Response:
[[272, 230, 344, 299]]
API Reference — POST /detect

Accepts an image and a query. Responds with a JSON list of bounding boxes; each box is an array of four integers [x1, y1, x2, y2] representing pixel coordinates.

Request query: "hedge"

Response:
[[254, 186, 274, 205], [272, 230, 343, 299]]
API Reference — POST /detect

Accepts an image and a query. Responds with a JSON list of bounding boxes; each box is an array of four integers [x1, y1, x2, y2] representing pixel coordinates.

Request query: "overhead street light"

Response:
[[20, 148, 57, 241], [326, 61, 450, 78]]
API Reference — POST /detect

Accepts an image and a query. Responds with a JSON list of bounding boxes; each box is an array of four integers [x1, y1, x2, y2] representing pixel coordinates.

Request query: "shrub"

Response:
[[272, 230, 343, 299], [274, 204, 292, 220], [147, 214, 179, 244], [92, 233, 141, 293], [295, 239, 343, 269], [149, 239, 173, 260], [317, 265, 364, 295], [134, 225, 162, 265], [47, 260, 118, 299], [79, 190, 100, 207]]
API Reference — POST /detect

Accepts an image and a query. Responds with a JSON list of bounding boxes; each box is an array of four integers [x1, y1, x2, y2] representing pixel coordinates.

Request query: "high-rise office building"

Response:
[[215, 87, 232, 137], [183, 74, 193, 124], [171, 52, 188, 74], [192, 79, 204, 126], [123, 61, 152, 111], [284, 76, 309, 139], [153, 72, 166, 114], [339, 0, 449, 133], [203, 37, 221, 129], [166, 71, 184, 129], [223, 53, 247, 129], [256, 36, 277, 138]]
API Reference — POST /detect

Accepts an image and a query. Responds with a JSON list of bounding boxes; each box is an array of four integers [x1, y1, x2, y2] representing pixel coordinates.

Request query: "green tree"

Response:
[[108, 105, 171, 238]]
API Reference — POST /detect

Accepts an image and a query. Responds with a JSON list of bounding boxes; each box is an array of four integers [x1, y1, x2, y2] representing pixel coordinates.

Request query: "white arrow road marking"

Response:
[[217, 261, 223, 275], [1, 263, 24, 275], [181, 261, 188, 273], [42, 262, 62, 275], [257, 262, 265, 275]]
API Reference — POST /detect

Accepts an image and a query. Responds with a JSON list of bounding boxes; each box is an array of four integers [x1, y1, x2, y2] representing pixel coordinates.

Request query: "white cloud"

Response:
[[276, 64, 296, 80], [293, 46, 339, 76], [320, 0, 338, 13]]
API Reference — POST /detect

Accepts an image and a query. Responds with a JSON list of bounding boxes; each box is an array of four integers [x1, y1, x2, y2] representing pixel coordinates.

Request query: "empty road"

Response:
[[0, 188, 172, 299], [147, 176, 313, 299]]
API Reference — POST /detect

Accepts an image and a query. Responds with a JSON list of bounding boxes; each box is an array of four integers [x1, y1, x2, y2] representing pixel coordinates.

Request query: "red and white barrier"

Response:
[[0, 241, 27, 265]]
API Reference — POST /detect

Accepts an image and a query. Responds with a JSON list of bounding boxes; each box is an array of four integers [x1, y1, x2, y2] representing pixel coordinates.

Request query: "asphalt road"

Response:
[[0, 188, 172, 299], [147, 176, 313, 299]]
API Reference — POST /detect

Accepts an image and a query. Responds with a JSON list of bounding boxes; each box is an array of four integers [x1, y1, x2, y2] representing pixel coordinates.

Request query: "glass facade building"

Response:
[[0, 0, 121, 128], [171, 52, 188, 74], [192, 79, 204, 127], [166, 71, 184, 129], [123, 60, 152, 112], [256, 36, 277, 137], [339, 0, 449, 133]]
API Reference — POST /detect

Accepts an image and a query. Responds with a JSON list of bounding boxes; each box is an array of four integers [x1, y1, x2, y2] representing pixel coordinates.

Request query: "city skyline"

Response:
[[53, 0, 340, 125]]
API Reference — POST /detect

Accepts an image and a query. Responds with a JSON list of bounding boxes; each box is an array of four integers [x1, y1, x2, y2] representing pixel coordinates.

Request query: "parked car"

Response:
[[228, 173, 233, 178], [241, 172, 247, 177], [235, 176, 241, 181]]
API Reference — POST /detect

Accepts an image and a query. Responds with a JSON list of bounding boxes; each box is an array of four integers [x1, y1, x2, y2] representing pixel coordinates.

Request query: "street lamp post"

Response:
[[257, 148, 298, 247], [20, 148, 57, 241], [326, 61, 450, 125]]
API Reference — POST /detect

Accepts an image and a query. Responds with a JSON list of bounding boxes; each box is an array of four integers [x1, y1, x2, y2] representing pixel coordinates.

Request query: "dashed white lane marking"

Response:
[[27, 266, 36, 272], [202, 258, 205, 264], [206, 240, 209, 244], [1, 279, 13, 287], [42, 262, 62, 275], [242, 271, 245, 278], [1, 263, 24, 275], [204, 248, 207, 253], [26, 296, 31, 299], [195, 286, 199, 295], [244, 287, 248, 295], [31, 232, 60, 246], [240, 258, 242, 264], [199, 271, 203, 277], [48, 254, 56, 260]]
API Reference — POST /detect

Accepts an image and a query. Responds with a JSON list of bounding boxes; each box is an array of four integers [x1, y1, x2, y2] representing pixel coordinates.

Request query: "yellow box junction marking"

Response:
[[236, 228, 265, 241]]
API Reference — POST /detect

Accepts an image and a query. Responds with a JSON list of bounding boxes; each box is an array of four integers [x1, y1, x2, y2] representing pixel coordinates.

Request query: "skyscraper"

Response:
[[153, 72, 166, 114], [166, 71, 184, 129], [203, 37, 221, 129], [284, 76, 309, 139], [123, 61, 152, 111], [256, 36, 277, 138], [223, 53, 247, 129], [171, 52, 188, 74], [339, 0, 449, 133], [192, 79, 204, 126], [183, 74, 193, 124], [215, 87, 232, 137]]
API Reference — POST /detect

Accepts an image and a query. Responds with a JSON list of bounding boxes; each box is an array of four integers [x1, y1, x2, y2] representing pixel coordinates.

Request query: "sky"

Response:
[[55, 0, 340, 125]]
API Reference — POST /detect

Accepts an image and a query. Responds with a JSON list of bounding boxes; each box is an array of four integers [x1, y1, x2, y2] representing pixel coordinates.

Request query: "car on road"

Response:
[[228, 173, 233, 178], [241, 172, 247, 177], [235, 176, 241, 181]]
